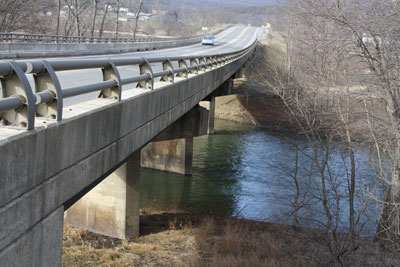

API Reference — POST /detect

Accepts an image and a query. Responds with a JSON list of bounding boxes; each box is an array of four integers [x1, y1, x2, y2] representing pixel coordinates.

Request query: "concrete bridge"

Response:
[[0, 26, 261, 266]]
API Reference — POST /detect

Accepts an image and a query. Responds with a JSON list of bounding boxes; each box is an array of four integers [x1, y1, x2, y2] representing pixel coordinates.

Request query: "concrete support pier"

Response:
[[64, 151, 141, 240], [141, 106, 208, 175], [203, 78, 234, 134], [208, 97, 216, 134], [141, 137, 194, 175], [200, 97, 216, 135]]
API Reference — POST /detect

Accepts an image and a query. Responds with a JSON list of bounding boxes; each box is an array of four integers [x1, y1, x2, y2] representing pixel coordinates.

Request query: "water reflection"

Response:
[[140, 119, 379, 235]]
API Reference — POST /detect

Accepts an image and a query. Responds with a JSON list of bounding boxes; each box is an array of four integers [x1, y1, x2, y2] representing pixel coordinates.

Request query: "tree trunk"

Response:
[[56, 0, 61, 36], [133, 0, 143, 39], [337, 94, 356, 237], [99, 3, 110, 37], [293, 146, 300, 226], [376, 93, 400, 247], [346, 127, 356, 236], [115, 0, 120, 38], [74, 0, 81, 36], [91, 0, 98, 37], [377, 143, 400, 246], [64, 5, 72, 35]]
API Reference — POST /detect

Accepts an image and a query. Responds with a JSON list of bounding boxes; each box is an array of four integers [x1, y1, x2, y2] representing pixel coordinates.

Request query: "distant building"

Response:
[[152, 9, 168, 15], [138, 12, 151, 21], [139, 16, 150, 21]]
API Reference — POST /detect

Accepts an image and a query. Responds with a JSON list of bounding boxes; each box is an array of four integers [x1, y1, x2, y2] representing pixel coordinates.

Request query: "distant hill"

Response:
[[154, 0, 279, 9]]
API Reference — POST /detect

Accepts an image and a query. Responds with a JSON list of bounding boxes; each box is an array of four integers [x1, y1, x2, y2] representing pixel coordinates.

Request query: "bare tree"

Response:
[[289, 0, 400, 249], [0, 0, 41, 32], [133, 0, 143, 38], [56, 0, 62, 35], [251, 2, 377, 262], [99, 1, 110, 37], [91, 0, 99, 37], [115, 0, 120, 37], [64, 0, 81, 36], [74, 0, 81, 36]]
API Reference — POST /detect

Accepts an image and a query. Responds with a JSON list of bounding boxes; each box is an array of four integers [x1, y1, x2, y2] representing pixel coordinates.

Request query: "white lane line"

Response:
[[243, 28, 260, 48], [116, 26, 239, 57], [183, 27, 251, 56]]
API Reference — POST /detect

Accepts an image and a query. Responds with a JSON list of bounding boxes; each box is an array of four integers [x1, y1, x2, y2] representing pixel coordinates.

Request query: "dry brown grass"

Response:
[[195, 216, 215, 251], [195, 218, 293, 267], [63, 212, 400, 267], [62, 214, 199, 267]]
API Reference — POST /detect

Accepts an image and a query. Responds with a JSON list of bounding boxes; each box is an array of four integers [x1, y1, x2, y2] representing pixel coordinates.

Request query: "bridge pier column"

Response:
[[216, 78, 234, 96], [64, 151, 141, 240], [206, 97, 216, 135], [141, 137, 194, 175], [141, 106, 208, 175], [201, 96, 216, 135], [234, 67, 245, 79]]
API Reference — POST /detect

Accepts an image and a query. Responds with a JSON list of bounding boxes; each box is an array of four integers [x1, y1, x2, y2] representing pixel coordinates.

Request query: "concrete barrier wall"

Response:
[[0, 26, 229, 59], [0, 38, 201, 59], [0, 51, 252, 265]]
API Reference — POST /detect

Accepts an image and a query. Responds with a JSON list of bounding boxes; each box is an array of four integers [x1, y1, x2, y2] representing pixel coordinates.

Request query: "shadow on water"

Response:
[[140, 120, 255, 215], [140, 119, 380, 235]]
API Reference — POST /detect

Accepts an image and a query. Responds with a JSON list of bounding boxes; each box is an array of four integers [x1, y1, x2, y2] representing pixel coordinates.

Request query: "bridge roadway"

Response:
[[46, 26, 261, 106], [0, 26, 261, 266]]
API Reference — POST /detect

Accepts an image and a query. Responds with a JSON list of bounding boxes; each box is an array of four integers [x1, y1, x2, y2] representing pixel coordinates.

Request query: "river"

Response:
[[140, 119, 380, 236]]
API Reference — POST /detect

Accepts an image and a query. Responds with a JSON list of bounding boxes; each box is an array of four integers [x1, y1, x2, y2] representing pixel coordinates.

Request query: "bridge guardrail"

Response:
[[0, 39, 256, 130], [0, 26, 230, 44]]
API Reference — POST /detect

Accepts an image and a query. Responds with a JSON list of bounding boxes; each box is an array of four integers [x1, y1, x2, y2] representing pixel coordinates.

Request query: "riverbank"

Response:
[[214, 78, 297, 132], [62, 209, 400, 267], [213, 34, 297, 131]]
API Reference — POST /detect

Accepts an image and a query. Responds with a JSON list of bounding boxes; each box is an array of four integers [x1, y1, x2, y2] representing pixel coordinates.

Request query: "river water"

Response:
[[140, 119, 379, 235]]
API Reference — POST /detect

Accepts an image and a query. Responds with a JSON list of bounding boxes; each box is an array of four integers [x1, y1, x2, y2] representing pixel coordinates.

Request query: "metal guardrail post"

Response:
[[33, 60, 64, 120], [160, 59, 174, 83], [216, 56, 222, 67], [0, 61, 35, 129], [190, 58, 198, 74], [99, 59, 122, 100], [211, 56, 218, 68], [199, 58, 207, 72], [177, 59, 188, 78], [137, 58, 153, 90], [206, 57, 213, 70], [220, 56, 227, 65]]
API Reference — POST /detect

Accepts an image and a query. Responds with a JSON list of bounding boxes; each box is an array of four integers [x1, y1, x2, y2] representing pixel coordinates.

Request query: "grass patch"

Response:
[[196, 218, 289, 267], [63, 212, 400, 266]]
